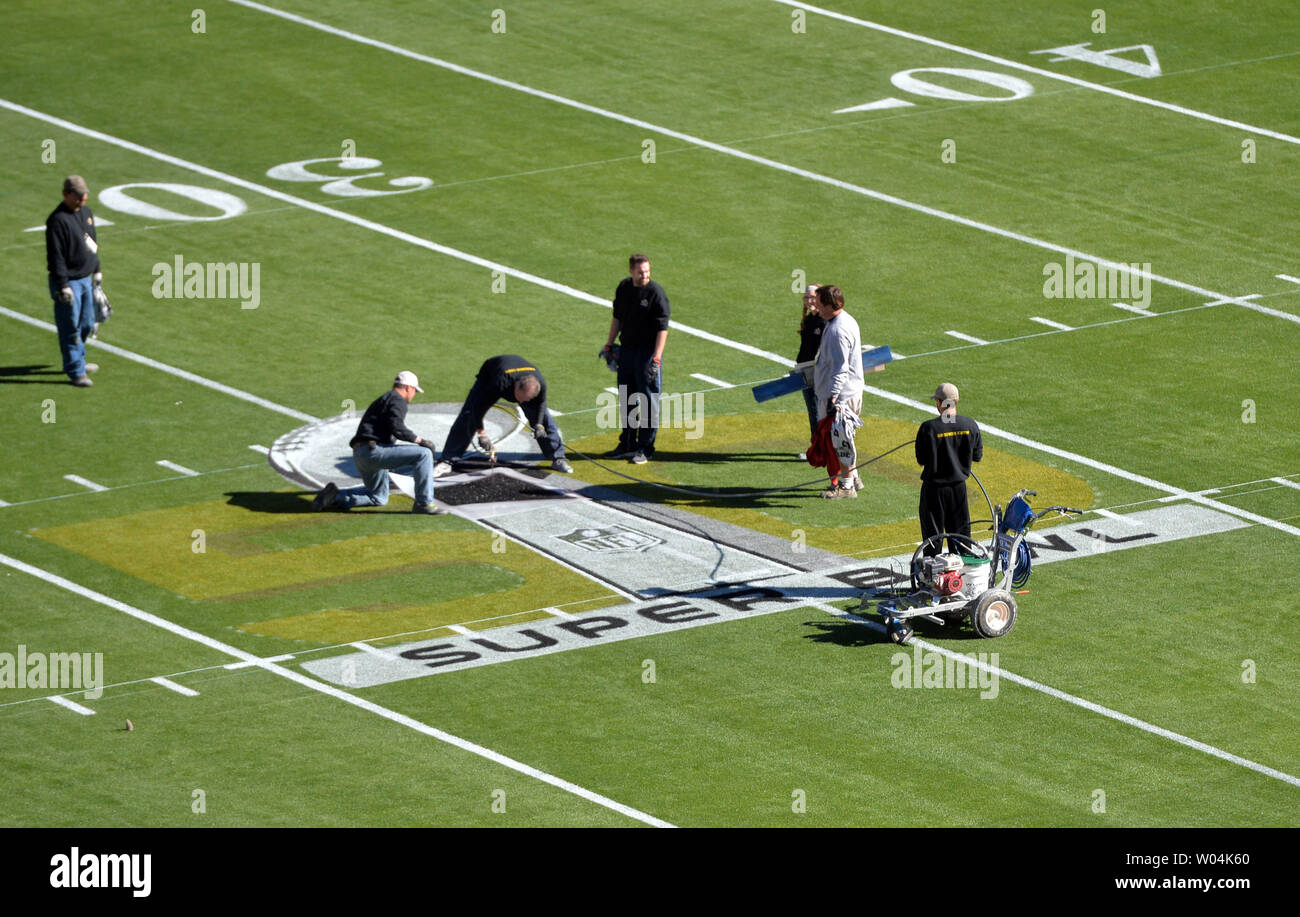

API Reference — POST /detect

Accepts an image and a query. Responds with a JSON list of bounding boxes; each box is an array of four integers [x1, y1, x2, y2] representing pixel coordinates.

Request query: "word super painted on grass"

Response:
[[891, 645, 999, 699], [595, 387, 704, 440], [152, 255, 261, 309], [0, 645, 103, 699], [49, 848, 151, 898], [1043, 254, 1152, 308]]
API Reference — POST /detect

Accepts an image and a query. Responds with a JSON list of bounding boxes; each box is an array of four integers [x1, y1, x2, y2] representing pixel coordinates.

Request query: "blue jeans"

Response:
[[335, 442, 435, 508], [50, 275, 95, 378], [439, 379, 564, 463], [616, 344, 661, 456]]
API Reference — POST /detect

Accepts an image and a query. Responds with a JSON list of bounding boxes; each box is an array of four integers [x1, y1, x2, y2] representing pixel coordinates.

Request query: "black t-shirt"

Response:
[[478, 354, 549, 426], [916, 413, 983, 485], [797, 312, 826, 364], [350, 389, 419, 447], [45, 203, 101, 285], [612, 278, 670, 348]]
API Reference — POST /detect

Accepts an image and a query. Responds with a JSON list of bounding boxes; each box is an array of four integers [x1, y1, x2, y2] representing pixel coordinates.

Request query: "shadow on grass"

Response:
[[0, 364, 68, 385], [225, 491, 316, 514]]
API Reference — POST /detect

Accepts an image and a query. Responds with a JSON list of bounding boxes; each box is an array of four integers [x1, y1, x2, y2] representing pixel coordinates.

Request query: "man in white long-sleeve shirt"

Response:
[[813, 284, 865, 498]]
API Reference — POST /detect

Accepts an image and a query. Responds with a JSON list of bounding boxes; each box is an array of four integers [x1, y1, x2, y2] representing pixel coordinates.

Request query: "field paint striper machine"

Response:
[[859, 487, 1082, 645]]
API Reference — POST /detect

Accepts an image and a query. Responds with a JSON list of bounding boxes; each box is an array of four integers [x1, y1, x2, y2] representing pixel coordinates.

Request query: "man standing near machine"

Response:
[[916, 382, 983, 553]]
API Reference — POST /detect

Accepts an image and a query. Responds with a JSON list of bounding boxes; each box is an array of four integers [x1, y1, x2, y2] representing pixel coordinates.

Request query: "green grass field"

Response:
[[2, 0, 1298, 829]]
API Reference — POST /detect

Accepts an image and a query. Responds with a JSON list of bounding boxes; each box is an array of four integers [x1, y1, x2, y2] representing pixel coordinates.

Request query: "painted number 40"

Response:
[[836, 42, 1160, 113]]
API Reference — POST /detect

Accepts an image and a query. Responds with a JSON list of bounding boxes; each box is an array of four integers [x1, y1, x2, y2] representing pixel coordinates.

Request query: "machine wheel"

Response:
[[970, 590, 1017, 638], [885, 618, 914, 645]]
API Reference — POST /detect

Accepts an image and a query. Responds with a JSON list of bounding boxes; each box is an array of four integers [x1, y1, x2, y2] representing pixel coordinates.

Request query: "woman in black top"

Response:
[[796, 283, 826, 455]]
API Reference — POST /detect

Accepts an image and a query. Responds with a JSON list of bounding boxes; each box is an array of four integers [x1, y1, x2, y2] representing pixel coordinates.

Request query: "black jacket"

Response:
[[349, 389, 419, 447], [46, 203, 101, 286]]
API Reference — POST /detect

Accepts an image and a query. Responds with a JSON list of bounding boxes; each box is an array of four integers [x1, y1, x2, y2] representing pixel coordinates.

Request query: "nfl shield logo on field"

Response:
[[556, 525, 663, 553]]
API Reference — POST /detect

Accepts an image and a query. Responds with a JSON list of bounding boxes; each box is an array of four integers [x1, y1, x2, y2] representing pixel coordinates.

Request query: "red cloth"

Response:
[[805, 416, 841, 481]]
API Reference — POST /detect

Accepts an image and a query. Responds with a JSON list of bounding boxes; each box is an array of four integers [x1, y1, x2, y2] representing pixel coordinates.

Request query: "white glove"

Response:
[[92, 271, 103, 285], [58, 286, 73, 305]]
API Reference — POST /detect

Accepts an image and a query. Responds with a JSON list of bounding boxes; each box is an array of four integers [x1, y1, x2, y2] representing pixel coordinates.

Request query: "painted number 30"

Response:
[[95, 157, 433, 223]]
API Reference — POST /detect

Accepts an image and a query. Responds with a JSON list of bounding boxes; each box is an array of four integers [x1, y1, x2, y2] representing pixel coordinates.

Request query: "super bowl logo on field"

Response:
[[556, 525, 663, 554]]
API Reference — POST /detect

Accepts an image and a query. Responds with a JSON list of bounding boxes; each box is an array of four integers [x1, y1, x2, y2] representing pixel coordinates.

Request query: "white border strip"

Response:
[[0, 551, 673, 828]]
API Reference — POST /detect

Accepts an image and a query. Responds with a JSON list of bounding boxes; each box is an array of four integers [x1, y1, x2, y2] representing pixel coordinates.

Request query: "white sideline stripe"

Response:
[[156, 460, 199, 477], [0, 101, 788, 370], [0, 551, 673, 828], [1205, 294, 1260, 306], [151, 676, 199, 697], [64, 475, 107, 492], [48, 695, 95, 716], [0, 500, 10, 507], [1271, 477, 1300, 491], [349, 641, 395, 659], [447, 625, 475, 636], [945, 330, 988, 345], [690, 373, 735, 388], [817, 605, 1300, 789], [1029, 316, 1073, 331], [772, 0, 1300, 148], [0, 306, 317, 424], [863, 383, 1300, 539], [248, 444, 270, 454], [224, 655, 295, 669], [1276, 275, 1300, 286], [210, 4, 1299, 329], [1112, 302, 1155, 317], [1093, 508, 1142, 528]]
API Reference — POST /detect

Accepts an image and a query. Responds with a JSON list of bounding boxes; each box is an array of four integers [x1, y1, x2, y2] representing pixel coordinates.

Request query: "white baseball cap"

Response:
[[394, 371, 423, 392], [933, 382, 959, 403]]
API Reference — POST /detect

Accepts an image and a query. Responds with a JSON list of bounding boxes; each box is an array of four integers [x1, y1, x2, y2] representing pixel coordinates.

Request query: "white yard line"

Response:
[[155, 460, 199, 477], [944, 330, 989, 345], [816, 603, 1300, 789], [150, 676, 200, 697], [0, 551, 674, 828], [48, 695, 96, 716], [771, 0, 1300, 148], [447, 625, 475, 636], [248, 444, 271, 454], [1112, 302, 1156, 317], [0, 305, 318, 423], [349, 641, 396, 659], [210, 3, 1298, 328], [1093, 508, 1143, 528], [63, 475, 107, 492], [1271, 477, 1300, 491], [1277, 274, 1300, 286], [689, 373, 735, 388], [0, 463, 261, 510], [1029, 316, 1073, 331]]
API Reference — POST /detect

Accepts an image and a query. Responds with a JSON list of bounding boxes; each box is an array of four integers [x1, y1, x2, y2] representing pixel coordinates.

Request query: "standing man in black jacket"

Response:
[[600, 253, 670, 465], [313, 371, 444, 514], [916, 382, 983, 554], [434, 354, 571, 475], [45, 175, 101, 387]]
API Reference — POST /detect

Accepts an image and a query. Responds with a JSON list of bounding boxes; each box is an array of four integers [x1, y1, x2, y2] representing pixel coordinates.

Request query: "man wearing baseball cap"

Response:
[[312, 371, 444, 514], [915, 382, 982, 553], [45, 175, 101, 387]]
